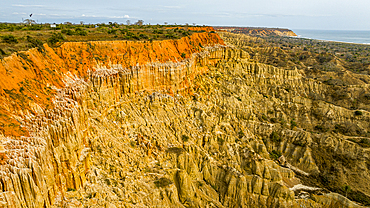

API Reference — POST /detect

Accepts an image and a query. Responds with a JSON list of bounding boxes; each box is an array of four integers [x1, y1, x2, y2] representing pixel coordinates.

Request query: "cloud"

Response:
[[164, 6, 181, 9], [124, 15, 129, 18], [12, 4, 45, 7]]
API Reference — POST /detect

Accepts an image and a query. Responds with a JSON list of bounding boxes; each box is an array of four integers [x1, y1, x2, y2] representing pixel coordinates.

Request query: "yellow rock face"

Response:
[[0, 31, 368, 207]]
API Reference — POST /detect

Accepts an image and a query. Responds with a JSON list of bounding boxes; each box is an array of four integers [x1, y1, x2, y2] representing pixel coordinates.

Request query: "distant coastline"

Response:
[[214, 26, 297, 37], [293, 29, 370, 45]]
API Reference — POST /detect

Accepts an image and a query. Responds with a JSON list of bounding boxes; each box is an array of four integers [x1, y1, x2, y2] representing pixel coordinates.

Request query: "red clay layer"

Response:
[[0, 32, 224, 137]]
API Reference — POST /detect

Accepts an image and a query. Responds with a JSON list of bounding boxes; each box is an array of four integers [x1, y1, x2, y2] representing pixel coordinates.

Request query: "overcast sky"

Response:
[[1, 0, 370, 30]]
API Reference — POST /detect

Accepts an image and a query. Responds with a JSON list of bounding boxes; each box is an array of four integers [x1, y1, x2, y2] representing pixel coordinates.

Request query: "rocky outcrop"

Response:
[[0, 30, 368, 207], [0, 33, 225, 207]]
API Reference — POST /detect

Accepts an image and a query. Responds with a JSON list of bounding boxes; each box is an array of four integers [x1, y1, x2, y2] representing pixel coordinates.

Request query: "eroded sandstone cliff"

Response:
[[0, 31, 368, 207]]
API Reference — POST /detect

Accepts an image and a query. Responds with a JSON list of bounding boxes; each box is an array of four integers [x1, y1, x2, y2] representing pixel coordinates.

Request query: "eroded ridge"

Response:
[[0, 31, 368, 207]]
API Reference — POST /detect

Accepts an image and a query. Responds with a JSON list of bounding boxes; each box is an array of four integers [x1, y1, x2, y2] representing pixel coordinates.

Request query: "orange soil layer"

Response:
[[0, 32, 224, 137]]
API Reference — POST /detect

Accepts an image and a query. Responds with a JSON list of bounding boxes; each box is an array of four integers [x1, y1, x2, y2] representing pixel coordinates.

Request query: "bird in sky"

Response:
[[29, 14, 33, 17]]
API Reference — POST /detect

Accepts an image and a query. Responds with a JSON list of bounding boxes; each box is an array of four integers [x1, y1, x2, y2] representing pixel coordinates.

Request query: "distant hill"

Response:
[[214, 26, 297, 37]]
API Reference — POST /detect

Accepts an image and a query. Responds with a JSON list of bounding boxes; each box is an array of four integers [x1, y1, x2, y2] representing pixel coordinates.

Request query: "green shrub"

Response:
[[181, 52, 186, 58], [270, 131, 281, 142], [75, 28, 87, 36], [130, 140, 137, 147], [217, 137, 225, 145], [77, 30, 87, 36], [315, 125, 328, 132], [154, 177, 173, 188], [165, 33, 177, 39], [238, 130, 245, 139], [67, 188, 76, 192], [280, 118, 287, 127], [354, 110, 363, 116], [166, 147, 185, 155], [262, 114, 268, 121], [181, 135, 189, 142], [153, 29, 164, 34], [270, 118, 278, 123], [107, 29, 117, 34], [139, 33, 148, 39], [26, 36, 44, 52], [290, 119, 297, 129], [270, 150, 282, 160], [0, 48, 6, 55], [359, 138, 370, 148], [27, 24, 42, 31], [61, 29, 74, 35], [2, 35, 18, 44], [47, 33, 65, 46]]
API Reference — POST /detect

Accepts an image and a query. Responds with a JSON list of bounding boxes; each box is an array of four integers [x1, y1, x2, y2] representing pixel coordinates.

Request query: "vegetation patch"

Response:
[[154, 177, 173, 188], [270, 131, 281, 143], [0, 22, 212, 59], [354, 110, 363, 116], [270, 150, 282, 160], [181, 135, 190, 142], [166, 147, 185, 155]]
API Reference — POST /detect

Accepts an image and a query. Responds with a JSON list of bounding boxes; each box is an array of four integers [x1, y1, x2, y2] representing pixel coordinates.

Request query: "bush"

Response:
[[354, 110, 363, 116], [0, 48, 6, 55], [181, 52, 186, 58], [315, 125, 328, 132], [270, 150, 282, 160], [2, 35, 18, 44], [262, 114, 268, 121], [26, 36, 44, 52], [27, 24, 42, 31], [47, 33, 65, 46], [153, 29, 163, 34], [280, 118, 287, 127], [359, 138, 370, 148], [76, 30, 87, 36], [238, 130, 245, 139], [270, 131, 281, 142], [139, 33, 148, 39], [270, 117, 278, 123], [154, 177, 173, 188], [166, 147, 185, 155], [181, 135, 189, 142], [290, 119, 297, 129], [165, 33, 177, 39], [107, 29, 117, 34], [61, 29, 74, 35]]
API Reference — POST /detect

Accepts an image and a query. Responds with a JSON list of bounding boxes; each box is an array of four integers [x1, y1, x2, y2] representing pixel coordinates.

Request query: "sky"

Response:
[[1, 0, 370, 30]]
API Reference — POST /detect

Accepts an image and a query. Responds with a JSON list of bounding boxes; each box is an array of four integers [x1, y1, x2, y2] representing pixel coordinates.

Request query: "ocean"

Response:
[[293, 29, 370, 45]]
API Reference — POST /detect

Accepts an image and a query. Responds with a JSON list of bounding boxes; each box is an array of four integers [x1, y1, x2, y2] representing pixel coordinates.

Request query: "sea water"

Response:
[[293, 29, 370, 44]]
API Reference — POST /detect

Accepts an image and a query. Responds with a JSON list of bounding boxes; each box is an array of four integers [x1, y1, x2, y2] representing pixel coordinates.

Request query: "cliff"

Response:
[[0, 30, 368, 207], [215, 26, 297, 37], [0, 32, 223, 137]]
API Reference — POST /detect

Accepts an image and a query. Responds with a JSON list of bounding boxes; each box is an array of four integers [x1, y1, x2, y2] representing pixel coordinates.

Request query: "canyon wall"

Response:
[[0, 31, 367, 207], [0, 33, 227, 207], [0, 32, 223, 137]]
